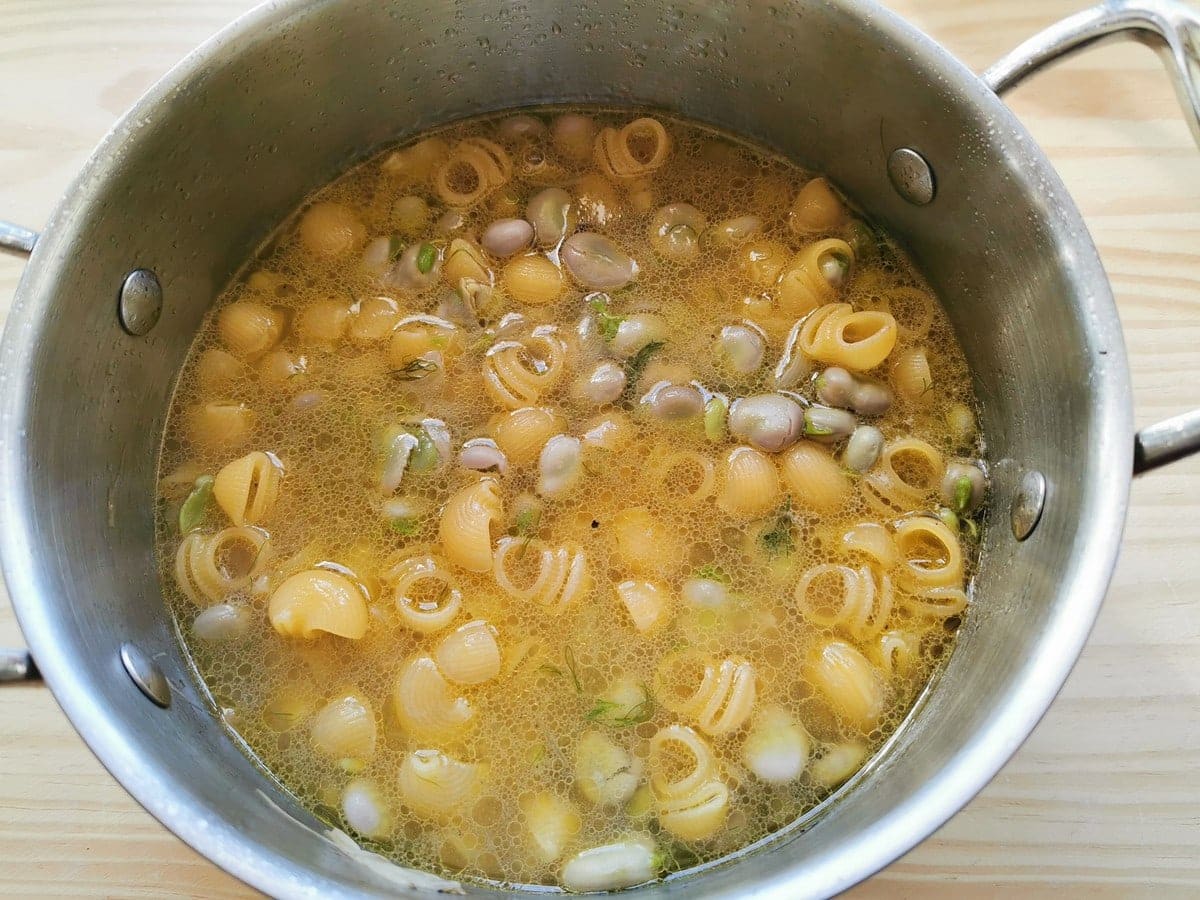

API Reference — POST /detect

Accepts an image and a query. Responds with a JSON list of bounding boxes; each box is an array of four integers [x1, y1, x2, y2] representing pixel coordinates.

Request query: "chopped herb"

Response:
[[514, 506, 541, 537], [588, 295, 624, 342], [469, 331, 496, 353], [585, 687, 654, 728], [393, 357, 439, 380], [962, 517, 979, 540], [952, 475, 973, 514], [416, 242, 437, 274], [693, 563, 730, 584], [584, 699, 620, 721], [178, 475, 214, 534], [389, 517, 420, 536], [563, 646, 583, 694], [759, 499, 795, 557], [622, 340, 665, 399], [387, 234, 404, 261]]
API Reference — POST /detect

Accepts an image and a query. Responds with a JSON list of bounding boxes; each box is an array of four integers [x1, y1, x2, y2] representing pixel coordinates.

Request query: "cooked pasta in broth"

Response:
[[155, 108, 987, 891]]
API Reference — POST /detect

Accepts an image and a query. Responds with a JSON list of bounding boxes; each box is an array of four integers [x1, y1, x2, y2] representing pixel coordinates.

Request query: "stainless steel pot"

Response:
[[2, 1, 1199, 896]]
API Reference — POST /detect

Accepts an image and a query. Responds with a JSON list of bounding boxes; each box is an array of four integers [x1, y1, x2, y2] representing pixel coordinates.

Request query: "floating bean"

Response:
[[573, 361, 627, 405], [843, 425, 884, 472], [816, 367, 856, 408], [384, 242, 441, 291], [717, 323, 766, 376], [527, 187, 575, 248], [561, 233, 638, 290], [772, 319, 810, 390], [642, 383, 705, 420], [538, 434, 583, 497], [482, 218, 535, 257], [497, 114, 546, 143], [193, 603, 251, 642], [728, 393, 805, 452], [704, 215, 763, 249], [648, 203, 707, 262], [941, 461, 987, 513], [610, 313, 667, 358], [459, 438, 509, 474], [803, 405, 856, 443]]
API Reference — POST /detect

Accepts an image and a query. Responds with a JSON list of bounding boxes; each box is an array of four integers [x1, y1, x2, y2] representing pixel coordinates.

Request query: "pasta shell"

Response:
[[742, 704, 811, 785], [483, 329, 567, 409], [488, 406, 565, 467], [174, 526, 271, 605], [841, 521, 898, 570], [891, 346, 934, 402], [593, 117, 671, 179], [717, 446, 781, 519], [188, 401, 256, 449], [310, 692, 377, 761], [893, 516, 963, 590], [268, 568, 369, 640], [863, 438, 945, 515], [656, 778, 729, 842], [392, 655, 474, 739], [217, 301, 284, 358], [387, 553, 463, 634], [342, 778, 392, 838], [655, 651, 757, 736], [434, 620, 502, 685], [520, 792, 582, 865], [873, 629, 922, 676], [788, 177, 847, 235], [494, 537, 590, 611], [213, 451, 283, 526], [397, 749, 484, 822], [648, 725, 718, 801], [439, 478, 503, 573], [780, 442, 851, 514], [611, 507, 680, 577], [811, 741, 867, 788], [574, 731, 643, 808], [615, 580, 671, 634], [805, 640, 886, 731]]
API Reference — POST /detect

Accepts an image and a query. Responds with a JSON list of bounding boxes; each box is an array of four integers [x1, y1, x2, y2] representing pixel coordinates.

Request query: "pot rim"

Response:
[[0, 1, 1133, 897]]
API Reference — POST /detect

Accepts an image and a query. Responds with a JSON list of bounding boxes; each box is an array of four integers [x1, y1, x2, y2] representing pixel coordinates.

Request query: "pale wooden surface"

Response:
[[2, 1, 1199, 897]]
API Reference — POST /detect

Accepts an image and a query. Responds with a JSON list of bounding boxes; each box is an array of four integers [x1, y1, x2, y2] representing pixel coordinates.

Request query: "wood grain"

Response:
[[1, 1, 1198, 897]]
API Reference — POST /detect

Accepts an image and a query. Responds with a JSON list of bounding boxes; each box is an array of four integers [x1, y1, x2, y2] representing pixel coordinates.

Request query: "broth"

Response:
[[155, 108, 985, 891]]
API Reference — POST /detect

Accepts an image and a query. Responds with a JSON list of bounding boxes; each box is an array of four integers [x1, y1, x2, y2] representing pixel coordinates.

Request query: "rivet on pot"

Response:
[[118, 268, 163, 336], [119, 641, 171, 708], [887, 148, 935, 206], [1010, 469, 1046, 541]]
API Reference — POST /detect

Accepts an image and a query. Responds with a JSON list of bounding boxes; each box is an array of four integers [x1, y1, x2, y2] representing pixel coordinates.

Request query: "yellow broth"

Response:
[[155, 108, 983, 891]]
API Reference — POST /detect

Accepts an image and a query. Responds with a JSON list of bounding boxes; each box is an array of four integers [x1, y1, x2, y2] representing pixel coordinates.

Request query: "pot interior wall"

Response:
[[1, 1, 1130, 897]]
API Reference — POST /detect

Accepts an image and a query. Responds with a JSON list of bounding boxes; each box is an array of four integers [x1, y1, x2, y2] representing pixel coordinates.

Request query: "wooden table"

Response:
[[2, 1, 1198, 896]]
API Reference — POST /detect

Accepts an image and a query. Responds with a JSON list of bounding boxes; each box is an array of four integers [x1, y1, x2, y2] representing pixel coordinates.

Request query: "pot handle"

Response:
[[0, 648, 39, 682], [1, 231, 41, 682], [982, 0, 1200, 474], [0, 221, 37, 257]]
